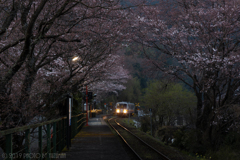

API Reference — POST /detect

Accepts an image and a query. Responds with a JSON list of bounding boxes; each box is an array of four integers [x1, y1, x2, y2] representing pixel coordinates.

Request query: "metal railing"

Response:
[[0, 113, 86, 160]]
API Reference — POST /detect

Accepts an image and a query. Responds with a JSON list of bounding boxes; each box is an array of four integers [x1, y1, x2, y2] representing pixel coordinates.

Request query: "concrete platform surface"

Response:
[[62, 115, 130, 160]]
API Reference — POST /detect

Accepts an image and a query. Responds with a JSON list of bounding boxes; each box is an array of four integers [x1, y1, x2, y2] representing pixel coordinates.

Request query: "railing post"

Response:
[[25, 129, 30, 160], [66, 117, 69, 150], [72, 116, 76, 138], [0, 117, 72, 160], [62, 119, 65, 151], [6, 134, 12, 160], [38, 126, 43, 160], [53, 122, 56, 158], [58, 120, 62, 152], [72, 116, 74, 137], [75, 116, 77, 136], [47, 124, 51, 160], [80, 114, 82, 132], [63, 119, 65, 148], [80, 114, 83, 130], [57, 121, 60, 152], [71, 117, 73, 138], [77, 115, 80, 133], [79, 114, 82, 132]]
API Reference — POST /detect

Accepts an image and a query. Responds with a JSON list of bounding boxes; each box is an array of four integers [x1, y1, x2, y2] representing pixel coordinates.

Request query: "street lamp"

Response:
[[65, 56, 80, 149], [71, 55, 89, 126], [72, 56, 79, 61]]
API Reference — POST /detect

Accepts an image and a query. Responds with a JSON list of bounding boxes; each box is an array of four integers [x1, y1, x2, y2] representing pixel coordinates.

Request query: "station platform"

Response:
[[62, 115, 131, 160]]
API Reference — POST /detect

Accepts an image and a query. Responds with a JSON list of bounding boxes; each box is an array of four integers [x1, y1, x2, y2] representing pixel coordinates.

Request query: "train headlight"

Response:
[[123, 109, 127, 113], [116, 109, 120, 113]]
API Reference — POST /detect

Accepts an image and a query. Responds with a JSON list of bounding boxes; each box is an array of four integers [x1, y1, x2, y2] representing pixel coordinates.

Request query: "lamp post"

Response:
[[71, 56, 89, 126], [66, 56, 79, 150]]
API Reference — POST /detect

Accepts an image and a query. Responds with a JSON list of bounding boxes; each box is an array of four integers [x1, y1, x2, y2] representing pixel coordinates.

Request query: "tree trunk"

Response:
[[195, 93, 221, 150]]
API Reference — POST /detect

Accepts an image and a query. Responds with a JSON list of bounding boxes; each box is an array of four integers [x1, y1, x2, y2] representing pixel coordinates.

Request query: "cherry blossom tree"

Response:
[[0, 0, 132, 124], [0, 0, 135, 154], [90, 54, 130, 99], [133, 0, 240, 149]]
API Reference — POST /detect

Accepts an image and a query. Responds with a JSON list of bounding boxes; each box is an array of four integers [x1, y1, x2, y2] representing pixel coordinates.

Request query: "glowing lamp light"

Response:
[[72, 56, 79, 61]]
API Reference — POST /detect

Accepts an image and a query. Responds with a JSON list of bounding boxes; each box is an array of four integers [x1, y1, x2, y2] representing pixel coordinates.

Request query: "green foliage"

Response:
[[103, 93, 118, 108], [203, 131, 240, 160], [168, 128, 240, 160], [102, 77, 143, 108], [172, 129, 185, 149], [139, 116, 150, 133], [155, 126, 179, 145], [172, 128, 206, 155], [122, 118, 135, 127], [206, 145, 240, 160], [142, 80, 197, 126], [223, 131, 240, 148], [72, 92, 82, 115], [118, 77, 142, 103]]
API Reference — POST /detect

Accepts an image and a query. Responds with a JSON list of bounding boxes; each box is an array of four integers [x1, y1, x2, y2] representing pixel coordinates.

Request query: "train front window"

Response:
[[117, 104, 127, 108]]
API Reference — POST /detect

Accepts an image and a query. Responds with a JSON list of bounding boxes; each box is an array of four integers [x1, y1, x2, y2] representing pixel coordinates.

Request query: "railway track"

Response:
[[108, 118, 170, 160]]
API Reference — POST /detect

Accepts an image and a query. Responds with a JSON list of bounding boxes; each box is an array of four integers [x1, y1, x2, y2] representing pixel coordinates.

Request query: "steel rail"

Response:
[[115, 118, 171, 160], [108, 118, 142, 160]]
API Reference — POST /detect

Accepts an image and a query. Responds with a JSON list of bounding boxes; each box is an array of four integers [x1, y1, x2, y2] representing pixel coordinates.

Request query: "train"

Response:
[[115, 102, 135, 117]]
